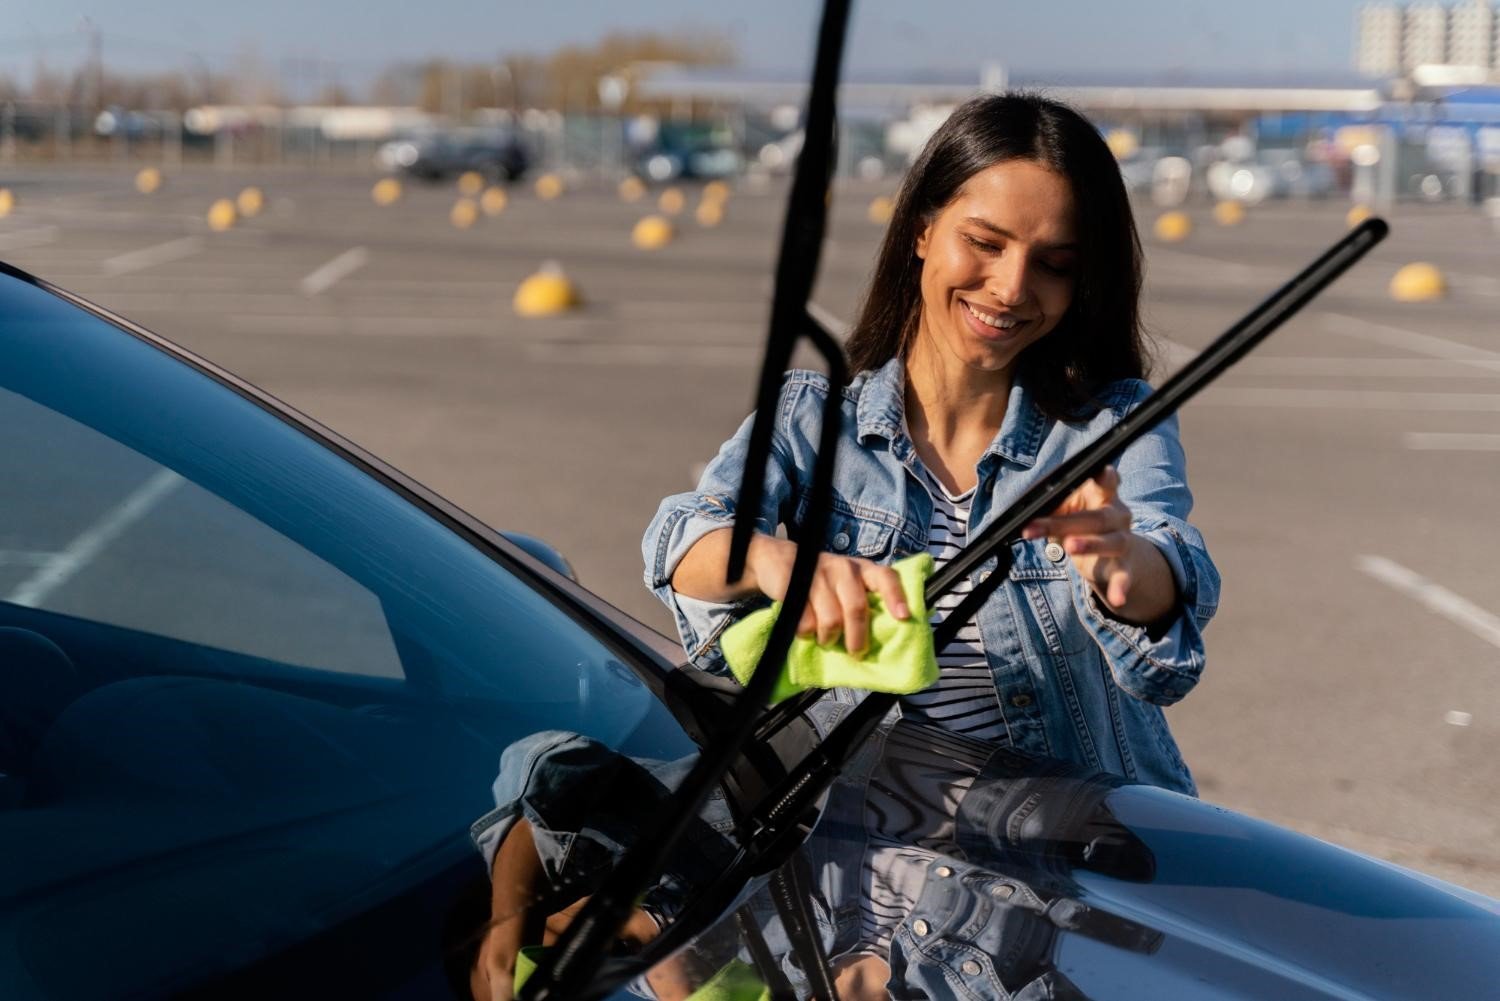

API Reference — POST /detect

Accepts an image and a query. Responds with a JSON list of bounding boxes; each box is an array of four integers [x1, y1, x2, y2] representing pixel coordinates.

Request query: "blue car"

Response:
[[3, 248, 1500, 999]]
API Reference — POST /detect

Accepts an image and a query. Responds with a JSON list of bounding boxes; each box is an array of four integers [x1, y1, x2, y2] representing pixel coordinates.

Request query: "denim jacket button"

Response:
[[832, 531, 851, 552], [934, 865, 953, 878], [961, 961, 982, 976], [1010, 692, 1033, 708], [1044, 541, 1067, 563], [912, 919, 930, 937]]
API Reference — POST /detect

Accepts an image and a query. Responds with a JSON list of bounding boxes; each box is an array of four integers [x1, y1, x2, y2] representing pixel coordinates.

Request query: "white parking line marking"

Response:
[[1200, 387, 1500, 411], [227, 314, 497, 336], [7, 470, 184, 608], [101, 236, 204, 276], [1403, 432, 1500, 451], [807, 300, 850, 338], [1450, 273, 1500, 298], [0, 226, 59, 251], [1151, 338, 1199, 372], [1147, 246, 1263, 281], [1324, 313, 1500, 365], [1357, 555, 1500, 651], [300, 246, 369, 296], [1242, 357, 1500, 378], [523, 342, 758, 366], [1140, 338, 1500, 381]]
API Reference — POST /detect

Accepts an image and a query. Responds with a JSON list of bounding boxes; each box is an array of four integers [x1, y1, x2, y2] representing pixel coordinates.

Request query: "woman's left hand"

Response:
[[1021, 466, 1137, 609]]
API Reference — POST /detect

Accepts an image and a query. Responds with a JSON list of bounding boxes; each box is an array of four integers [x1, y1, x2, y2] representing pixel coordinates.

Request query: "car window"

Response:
[[0, 386, 404, 678], [0, 274, 694, 1000]]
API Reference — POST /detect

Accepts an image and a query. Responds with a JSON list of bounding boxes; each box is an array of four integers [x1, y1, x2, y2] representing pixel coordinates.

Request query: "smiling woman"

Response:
[[644, 92, 1220, 992], [846, 92, 1147, 422]]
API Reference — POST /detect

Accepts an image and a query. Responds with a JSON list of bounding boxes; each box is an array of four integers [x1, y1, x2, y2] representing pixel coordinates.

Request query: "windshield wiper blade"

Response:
[[743, 216, 1391, 830], [517, 3, 854, 997]]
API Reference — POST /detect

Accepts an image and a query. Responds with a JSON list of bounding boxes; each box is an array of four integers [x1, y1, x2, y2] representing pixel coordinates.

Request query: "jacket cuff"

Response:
[[643, 493, 772, 667], [1134, 520, 1218, 629], [470, 729, 589, 877], [1073, 565, 1206, 707]]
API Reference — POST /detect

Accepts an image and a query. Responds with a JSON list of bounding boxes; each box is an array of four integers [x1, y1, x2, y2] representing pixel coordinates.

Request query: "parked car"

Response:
[[1205, 149, 1336, 205], [633, 123, 745, 183], [636, 143, 744, 183], [383, 132, 531, 183]]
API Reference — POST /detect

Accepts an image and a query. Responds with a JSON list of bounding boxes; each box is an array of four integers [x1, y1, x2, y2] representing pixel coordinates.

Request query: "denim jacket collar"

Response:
[[854, 355, 1047, 470]]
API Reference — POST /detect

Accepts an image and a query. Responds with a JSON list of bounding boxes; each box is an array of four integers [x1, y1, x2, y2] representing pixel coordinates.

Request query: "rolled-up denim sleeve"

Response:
[[468, 730, 739, 931], [1073, 383, 1221, 706], [642, 378, 802, 669], [469, 730, 627, 881]]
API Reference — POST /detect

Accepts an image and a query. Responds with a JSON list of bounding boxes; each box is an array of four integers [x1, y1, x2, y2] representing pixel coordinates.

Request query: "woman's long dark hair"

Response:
[[845, 92, 1148, 421]]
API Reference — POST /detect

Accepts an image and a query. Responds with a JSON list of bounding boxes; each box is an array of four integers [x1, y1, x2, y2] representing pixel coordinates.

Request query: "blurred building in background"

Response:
[[1357, 0, 1500, 80], [4, 12, 1500, 214]]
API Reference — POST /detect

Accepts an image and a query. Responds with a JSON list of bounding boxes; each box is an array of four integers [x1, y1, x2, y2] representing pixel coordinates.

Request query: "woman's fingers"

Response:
[[1105, 566, 1132, 608], [832, 565, 872, 654], [1063, 530, 1132, 557], [786, 555, 911, 652], [1095, 465, 1121, 495], [809, 577, 845, 647], [862, 563, 910, 620], [1023, 466, 1123, 531], [1025, 507, 1130, 540]]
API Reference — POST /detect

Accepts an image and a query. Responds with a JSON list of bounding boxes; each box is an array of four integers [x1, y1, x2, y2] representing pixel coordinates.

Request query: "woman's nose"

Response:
[[988, 257, 1030, 307]]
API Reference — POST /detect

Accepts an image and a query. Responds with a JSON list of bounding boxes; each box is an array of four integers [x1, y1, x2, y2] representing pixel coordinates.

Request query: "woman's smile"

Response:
[[959, 298, 1026, 342], [913, 158, 1078, 378]]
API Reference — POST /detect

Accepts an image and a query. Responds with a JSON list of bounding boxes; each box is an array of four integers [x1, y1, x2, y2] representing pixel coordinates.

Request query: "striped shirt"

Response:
[[898, 467, 1009, 743]]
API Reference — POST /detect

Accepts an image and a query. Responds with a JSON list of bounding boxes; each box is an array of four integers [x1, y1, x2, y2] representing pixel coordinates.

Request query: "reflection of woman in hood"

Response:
[[465, 719, 1159, 1001]]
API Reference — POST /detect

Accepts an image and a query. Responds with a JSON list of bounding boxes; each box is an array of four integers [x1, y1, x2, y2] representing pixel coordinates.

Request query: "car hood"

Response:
[[641, 718, 1500, 1000]]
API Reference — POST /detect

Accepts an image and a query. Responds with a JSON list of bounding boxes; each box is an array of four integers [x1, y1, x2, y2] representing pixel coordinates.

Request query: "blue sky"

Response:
[[0, 1, 1367, 88]]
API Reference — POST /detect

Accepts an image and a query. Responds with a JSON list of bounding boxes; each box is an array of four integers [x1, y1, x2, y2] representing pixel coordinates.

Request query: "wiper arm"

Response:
[[516, 2, 853, 997]]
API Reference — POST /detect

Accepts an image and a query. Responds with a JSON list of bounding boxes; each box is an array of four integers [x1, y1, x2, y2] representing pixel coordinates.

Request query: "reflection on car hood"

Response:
[[642, 716, 1500, 1000]]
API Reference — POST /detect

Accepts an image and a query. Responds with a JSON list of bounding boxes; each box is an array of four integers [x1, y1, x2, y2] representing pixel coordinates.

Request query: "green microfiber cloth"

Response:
[[513, 945, 548, 993], [515, 949, 769, 1001], [721, 552, 937, 704], [686, 959, 773, 1001]]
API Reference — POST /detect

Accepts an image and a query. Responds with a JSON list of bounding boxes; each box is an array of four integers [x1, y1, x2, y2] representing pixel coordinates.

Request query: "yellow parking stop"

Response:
[[632, 215, 675, 249], [514, 263, 581, 316], [206, 199, 237, 231]]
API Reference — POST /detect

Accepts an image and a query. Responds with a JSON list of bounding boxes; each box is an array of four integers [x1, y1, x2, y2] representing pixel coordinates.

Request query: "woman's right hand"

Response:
[[747, 534, 910, 655]]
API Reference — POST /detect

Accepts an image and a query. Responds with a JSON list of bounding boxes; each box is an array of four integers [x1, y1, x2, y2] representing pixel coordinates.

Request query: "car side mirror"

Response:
[[500, 532, 578, 582]]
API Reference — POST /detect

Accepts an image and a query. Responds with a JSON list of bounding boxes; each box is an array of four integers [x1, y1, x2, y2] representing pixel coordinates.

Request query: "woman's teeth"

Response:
[[964, 301, 1019, 329]]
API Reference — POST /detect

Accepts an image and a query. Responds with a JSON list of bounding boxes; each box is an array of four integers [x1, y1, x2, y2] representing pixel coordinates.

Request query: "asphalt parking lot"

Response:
[[2, 162, 1499, 896]]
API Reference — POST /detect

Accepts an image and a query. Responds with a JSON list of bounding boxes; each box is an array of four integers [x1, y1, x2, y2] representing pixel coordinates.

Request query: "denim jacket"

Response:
[[642, 356, 1220, 795]]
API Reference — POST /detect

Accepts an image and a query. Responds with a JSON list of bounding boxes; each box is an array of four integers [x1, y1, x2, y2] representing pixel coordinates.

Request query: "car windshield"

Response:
[[0, 271, 693, 999]]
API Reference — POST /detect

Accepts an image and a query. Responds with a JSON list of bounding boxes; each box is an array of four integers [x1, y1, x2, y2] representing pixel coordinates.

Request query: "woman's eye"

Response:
[[1041, 260, 1074, 277], [962, 234, 998, 253]]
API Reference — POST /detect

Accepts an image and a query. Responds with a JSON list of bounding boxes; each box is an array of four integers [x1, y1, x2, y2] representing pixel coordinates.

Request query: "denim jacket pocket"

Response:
[[1009, 541, 1087, 656], [820, 506, 898, 561]]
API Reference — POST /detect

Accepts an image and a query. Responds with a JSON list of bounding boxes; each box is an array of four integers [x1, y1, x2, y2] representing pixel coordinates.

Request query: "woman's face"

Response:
[[913, 158, 1078, 377]]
